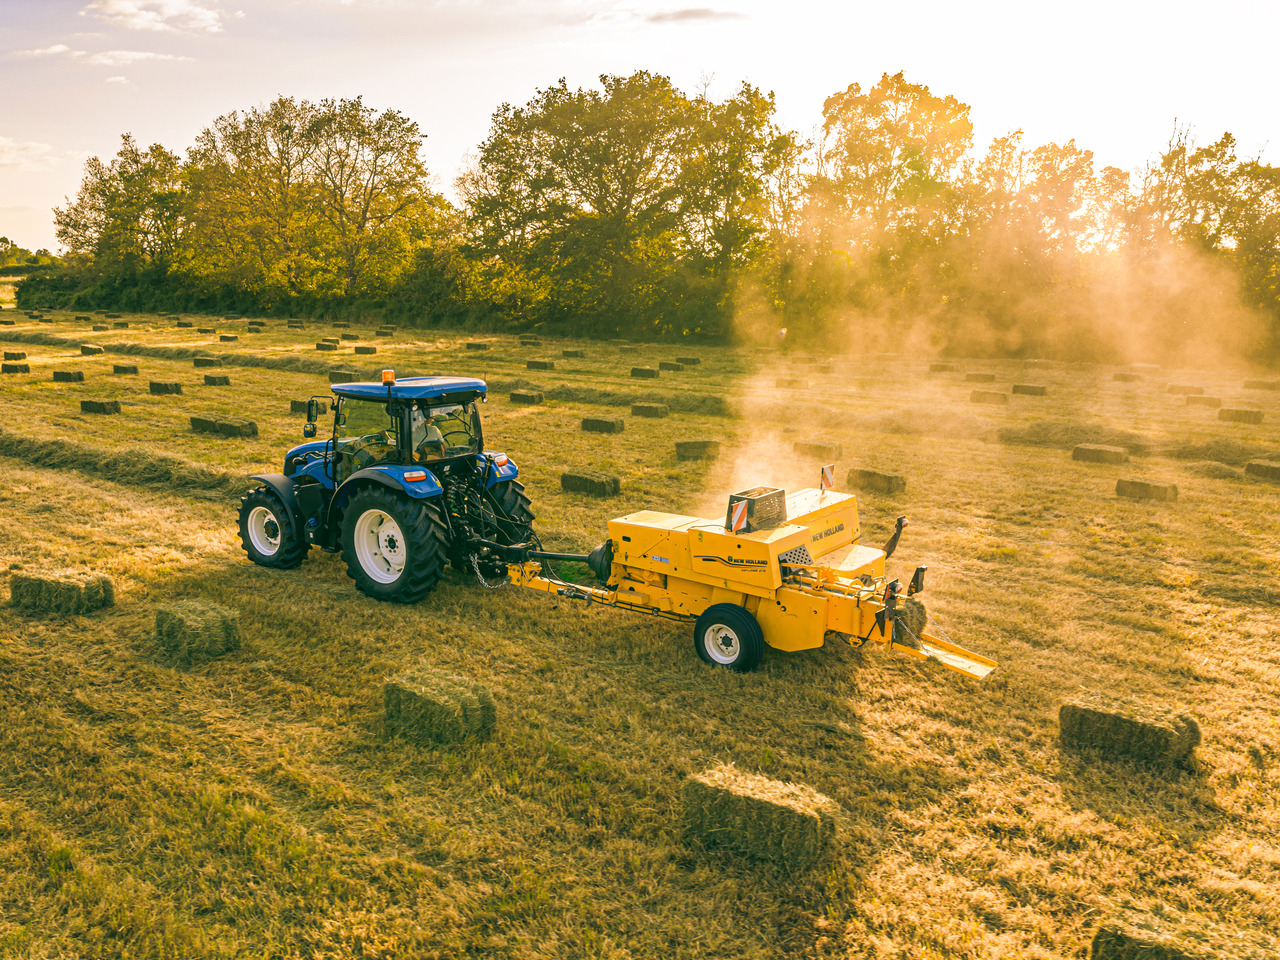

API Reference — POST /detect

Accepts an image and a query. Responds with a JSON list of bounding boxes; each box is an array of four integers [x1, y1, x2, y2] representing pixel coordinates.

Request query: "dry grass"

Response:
[[0, 310, 1278, 958]]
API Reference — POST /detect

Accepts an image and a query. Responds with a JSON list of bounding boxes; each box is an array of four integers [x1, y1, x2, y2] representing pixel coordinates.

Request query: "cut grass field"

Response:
[[1, 308, 1279, 958]]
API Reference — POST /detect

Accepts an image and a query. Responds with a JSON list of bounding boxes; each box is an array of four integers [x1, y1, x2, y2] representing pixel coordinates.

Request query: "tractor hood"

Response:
[[284, 439, 330, 461]]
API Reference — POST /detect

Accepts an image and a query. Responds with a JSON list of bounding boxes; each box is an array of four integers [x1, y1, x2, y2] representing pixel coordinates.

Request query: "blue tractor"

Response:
[[237, 372, 535, 602]]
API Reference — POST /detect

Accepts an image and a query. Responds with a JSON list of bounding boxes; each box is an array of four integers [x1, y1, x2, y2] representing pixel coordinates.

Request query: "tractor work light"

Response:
[[382, 369, 395, 383]]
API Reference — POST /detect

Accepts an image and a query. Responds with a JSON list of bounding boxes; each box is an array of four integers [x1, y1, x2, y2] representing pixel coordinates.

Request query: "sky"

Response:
[[2, 0, 1277, 252]]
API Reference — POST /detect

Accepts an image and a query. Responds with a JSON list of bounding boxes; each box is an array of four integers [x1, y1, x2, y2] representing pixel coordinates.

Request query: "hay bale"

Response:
[[582, 417, 625, 434], [1245, 460, 1280, 482], [527, 359, 555, 371], [105, 313, 122, 319], [970, 390, 1008, 404], [165, 315, 180, 321], [331, 321, 349, 328], [354, 346, 377, 355], [92, 324, 109, 331], [204, 374, 231, 386], [1073, 444, 1129, 464], [384, 669, 497, 744], [964, 372, 996, 383], [80, 399, 120, 414], [112, 321, 129, 329], [1061, 694, 1199, 767], [53, 370, 84, 383], [1114, 372, 1142, 382], [191, 415, 258, 438], [38, 318, 54, 324], [659, 360, 684, 372], [1, 362, 29, 374], [219, 334, 238, 343], [794, 439, 843, 459], [631, 366, 659, 379], [682, 764, 839, 868], [288, 322, 305, 329], [562, 348, 585, 358], [375, 329, 393, 337], [10, 571, 114, 615], [509, 391, 543, 405], [176, 320, 193, 328], [1091, 906, 1278, 960], [112, 363, 138, 375], [631, 403, 668, 418], [561, 471, 621, 496], [929, 362, 958, 372], [150, 381, 183, 395], [1219, 408, 1263, 424], [378, 324, 398, 331], [80, 345, 104, 356], [846, 467, 906, 495], [193, 357, 222, 368], [1243, 379, 1280, 391], [776, 378, 807, 389], [340, 333, 359, 341], [1167, 384, 1204, 395], [225, 314, 243, 321], [197, 327, 217, 334], [0, 319, 12, 325], [290, 399, 310, 414], [154, 600, 242, 664], [1012, 384, 1047, 396], [1116, 478, 1178, 501], [79, 315, 94, 322], [1186, 396, 1222, 408], [316, 342, 338, 351], [466, 341, 489, 351], [676, 356, 701, 365], [329, 370, 361, 384], [676, 439, 721, 461]]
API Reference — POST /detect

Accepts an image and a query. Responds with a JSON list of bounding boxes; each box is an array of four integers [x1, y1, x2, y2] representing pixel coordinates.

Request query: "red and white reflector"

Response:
[[730, 499, 748, 532], [820, 463, 835, 491], [403, 470, 427, 482]]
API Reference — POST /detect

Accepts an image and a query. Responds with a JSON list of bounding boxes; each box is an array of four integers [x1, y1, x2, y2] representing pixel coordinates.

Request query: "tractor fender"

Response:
[[327, 465, 444, 532], [480, 452, 520, 488], [248, 473, 305, 543]]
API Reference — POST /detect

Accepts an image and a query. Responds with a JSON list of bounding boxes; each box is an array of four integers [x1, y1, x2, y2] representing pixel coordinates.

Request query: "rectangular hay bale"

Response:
[[1242, 379, 1280, 391], [80, 399, 120, 414], [191, 415, 258, 438], [631, 403, 668, 418], [659, 361, 684, 372], [204, 374, 231, 386], [112, 321, 129, 328], [794, 440, 843, 459], [561, 470, 621, 497], [1012, 384, 1047, 396], [113, 364, 138, 375], [176, 321, 193, 328], [2, 363, 29, 374], [527, 359, 555, 370], [340, 333, 359, 341], [1244, 460, 1280, 482], [466, 341, 489, 351], [385, 669, 496, 744], [1116, 478, 1178, 501], [582, 417, 625, 434], [354, 346, 377, 355], [196, 327, 216, 334], [316, 342, 338, 351], [154, 600, 242, 664], [1073, 444, 1129, 464], [682, 764, 839, 868], [630, 366, 659, 379], [290, 399, 310, 414], [675, 356, 701, 365], [676, 439, 721, 461], [1060, 694, 1199, 765], [219, 334, 238, 342], [53, 370, 84, 383], [193, 357, 222, 368], [1219, 408, 1263, 424], [150, 381, 183, 395], [329, 370, 361, 383], [562, 348, 585, 358], [81, 345, 104, 356], [10, 571, 114, 615], [509, 391, 543, 405], [92, 324, 109, 331], [846, 467, 906, 495]]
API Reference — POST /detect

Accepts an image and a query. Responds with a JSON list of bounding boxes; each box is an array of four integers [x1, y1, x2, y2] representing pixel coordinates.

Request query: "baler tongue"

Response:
[[895, 627, 997, 680]]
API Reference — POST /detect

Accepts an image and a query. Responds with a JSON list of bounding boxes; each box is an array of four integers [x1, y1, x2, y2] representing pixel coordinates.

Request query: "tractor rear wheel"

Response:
[[238, 487, 309, 569], [342, 487, 447, 603], [452, 478, 536, 574], [694, 604, 765, 672]]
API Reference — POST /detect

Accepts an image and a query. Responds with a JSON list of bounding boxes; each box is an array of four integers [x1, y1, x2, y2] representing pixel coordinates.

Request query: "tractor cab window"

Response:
[[334, 397, 399, 480], [412, 401, 481, 462]]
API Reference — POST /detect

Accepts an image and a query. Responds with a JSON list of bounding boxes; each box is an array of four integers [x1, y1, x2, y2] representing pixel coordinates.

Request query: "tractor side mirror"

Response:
[[302, 423, 317, 438], [305, 399, 320, 423]]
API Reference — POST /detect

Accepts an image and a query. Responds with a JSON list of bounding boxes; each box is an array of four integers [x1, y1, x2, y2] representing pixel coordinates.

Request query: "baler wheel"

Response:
[[694, 604, 765, 672]]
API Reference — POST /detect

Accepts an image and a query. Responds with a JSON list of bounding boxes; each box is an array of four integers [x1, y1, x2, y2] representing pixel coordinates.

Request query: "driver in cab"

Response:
[[411, 404, 446, 460]]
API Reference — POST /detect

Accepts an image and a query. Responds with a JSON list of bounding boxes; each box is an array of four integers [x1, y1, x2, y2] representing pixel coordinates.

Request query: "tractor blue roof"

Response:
[[330, 376, 487, 401]]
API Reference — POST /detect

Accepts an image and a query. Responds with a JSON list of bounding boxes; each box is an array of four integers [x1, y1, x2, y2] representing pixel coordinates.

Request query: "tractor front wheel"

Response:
[[238, 487, 309, 569], [694, 604, 765, 672], [342, 487, 447, 603]]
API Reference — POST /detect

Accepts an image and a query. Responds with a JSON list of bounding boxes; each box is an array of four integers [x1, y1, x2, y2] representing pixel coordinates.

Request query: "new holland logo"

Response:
[[810, 521, 845, 543], [696, 555, 767, 568]]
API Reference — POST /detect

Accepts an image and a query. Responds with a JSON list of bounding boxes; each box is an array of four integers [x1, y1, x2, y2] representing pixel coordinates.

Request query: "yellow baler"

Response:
[[507, 487, 994, 679]]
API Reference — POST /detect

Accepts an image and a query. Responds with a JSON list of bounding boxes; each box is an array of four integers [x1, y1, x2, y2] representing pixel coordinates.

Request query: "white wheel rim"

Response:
[[247, 505, 281, 556], [354, 508, 406, 584], [703, 624, 741, 664]]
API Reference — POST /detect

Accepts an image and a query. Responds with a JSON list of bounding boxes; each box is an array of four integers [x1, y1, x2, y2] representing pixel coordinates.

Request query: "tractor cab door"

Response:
[[332, 397, 402, 483], [411, 400, 482, 463]]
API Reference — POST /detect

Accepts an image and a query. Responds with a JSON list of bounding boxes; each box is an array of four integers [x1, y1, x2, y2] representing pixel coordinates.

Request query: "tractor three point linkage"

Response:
[[239, 372, 994, 679]]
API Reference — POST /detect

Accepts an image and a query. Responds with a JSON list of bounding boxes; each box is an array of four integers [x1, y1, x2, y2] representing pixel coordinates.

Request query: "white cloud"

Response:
[[105, 75, 130, 83], [80, 0, 223, 33], [18, 44, 74, 57], [0, 138, 55, 171], [80, 49, 190, 65]]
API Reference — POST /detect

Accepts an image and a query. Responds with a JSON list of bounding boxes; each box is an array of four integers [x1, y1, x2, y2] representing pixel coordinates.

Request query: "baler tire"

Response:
[[239, 487, 309, 569], [342, 487, 447, 603], [694, 604, 765, 672]]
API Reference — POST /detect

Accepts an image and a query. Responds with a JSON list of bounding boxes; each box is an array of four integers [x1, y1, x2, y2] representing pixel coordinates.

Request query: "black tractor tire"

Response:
[[341, 486, 448, 603], [239, 487, 309, 569], [694, 603, 765, 672], [451, 478, 536, 573]]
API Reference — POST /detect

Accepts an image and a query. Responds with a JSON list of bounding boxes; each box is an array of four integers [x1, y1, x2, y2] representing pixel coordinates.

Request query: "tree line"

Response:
[[21, 73, 1280, 362]]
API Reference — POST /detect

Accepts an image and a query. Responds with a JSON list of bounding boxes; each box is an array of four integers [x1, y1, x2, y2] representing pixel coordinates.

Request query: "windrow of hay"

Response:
[[543, 383, 731, 416], [0, 425, 247, 498], [384, 668, 497, 744], [154, 600, 242, 665], [681, 763, 839, 869], [1164, 437, 1280, 465], [1091, 904, 1277, 959], [1060, 694, 1200, 767], [10, 571, 115, 615], [998, 420, 1152, 453]]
